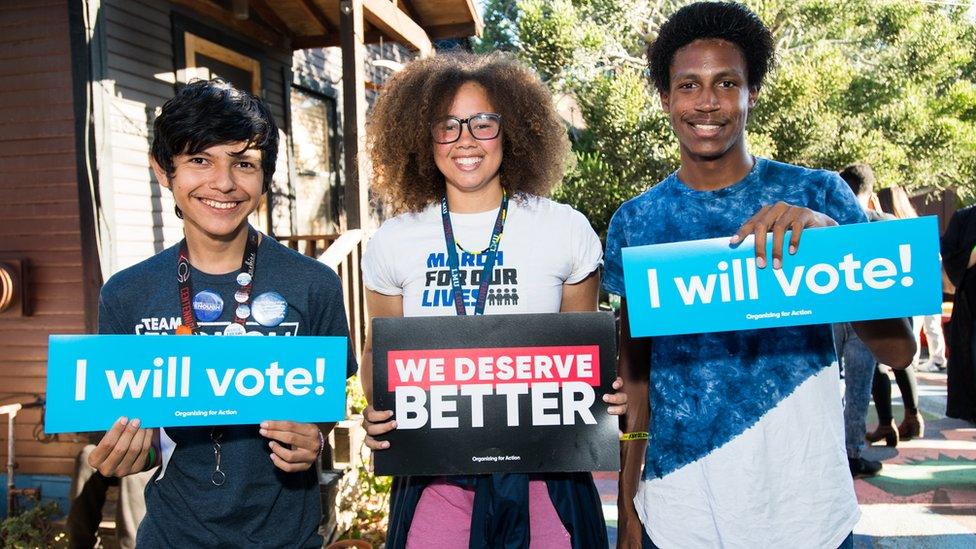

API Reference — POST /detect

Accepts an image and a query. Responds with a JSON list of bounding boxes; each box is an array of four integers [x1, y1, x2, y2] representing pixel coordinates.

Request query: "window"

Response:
[[182, 32, 261, 94], [290, 87, 339, 235]]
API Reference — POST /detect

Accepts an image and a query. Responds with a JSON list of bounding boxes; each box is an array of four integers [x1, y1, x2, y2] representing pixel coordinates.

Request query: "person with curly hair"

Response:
[[602, 3, 915, 548], [358, 52, 628, 548]]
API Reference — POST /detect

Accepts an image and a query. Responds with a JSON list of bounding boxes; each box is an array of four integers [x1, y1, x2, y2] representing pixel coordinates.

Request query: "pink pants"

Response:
[[405, 478, 572, 548]]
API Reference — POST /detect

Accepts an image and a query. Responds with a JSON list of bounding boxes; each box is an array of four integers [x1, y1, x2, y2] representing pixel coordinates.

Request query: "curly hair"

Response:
[[366, 52, 571, 213], [648, 2, 775, 93]]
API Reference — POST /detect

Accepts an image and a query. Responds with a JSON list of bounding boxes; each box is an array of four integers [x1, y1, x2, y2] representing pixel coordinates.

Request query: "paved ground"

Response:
[[599, 368, 976, 548]]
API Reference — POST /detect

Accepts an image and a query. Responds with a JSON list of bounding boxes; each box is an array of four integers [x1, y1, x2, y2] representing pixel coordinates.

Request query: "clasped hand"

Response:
[[731, 201, 837, 268], [259, 420, 322, 472]]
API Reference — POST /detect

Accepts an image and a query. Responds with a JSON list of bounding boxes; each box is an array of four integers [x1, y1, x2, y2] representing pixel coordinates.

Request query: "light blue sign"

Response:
[[621, 217, 942, 337], [45, 335, 348, 433]]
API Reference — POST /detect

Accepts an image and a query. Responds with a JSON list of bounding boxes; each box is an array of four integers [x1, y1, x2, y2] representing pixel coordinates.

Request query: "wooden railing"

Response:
[[276, 232, 369, 543], [276, 232, 366, 361]]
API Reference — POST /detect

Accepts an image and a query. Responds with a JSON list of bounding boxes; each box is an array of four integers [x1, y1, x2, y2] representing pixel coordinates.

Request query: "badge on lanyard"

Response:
[[252, 291, 288, 327], [192, 290, 224, 322], [223, 323, 247, 336], [235, 304, 251, 320]]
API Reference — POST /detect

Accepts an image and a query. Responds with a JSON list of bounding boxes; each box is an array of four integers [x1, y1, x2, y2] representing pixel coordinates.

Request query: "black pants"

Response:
[[872, 362, 919, 423]]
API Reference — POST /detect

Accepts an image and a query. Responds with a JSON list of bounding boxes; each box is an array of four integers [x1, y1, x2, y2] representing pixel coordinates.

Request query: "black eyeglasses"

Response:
[[431, 113, 502, 144]]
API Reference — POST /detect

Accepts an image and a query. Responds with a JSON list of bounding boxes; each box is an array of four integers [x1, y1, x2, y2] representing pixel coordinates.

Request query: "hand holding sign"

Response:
[[604, 377, 628, 415], [88, 416, 157, 477], [363, 406, 394, 451], [731, 201, 837, 269], [259, 420, 322, 473]]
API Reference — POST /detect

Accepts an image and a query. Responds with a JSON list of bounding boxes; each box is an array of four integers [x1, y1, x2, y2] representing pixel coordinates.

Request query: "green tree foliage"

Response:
[[476, 0, 976, 237], [0, 502, 67, 548]]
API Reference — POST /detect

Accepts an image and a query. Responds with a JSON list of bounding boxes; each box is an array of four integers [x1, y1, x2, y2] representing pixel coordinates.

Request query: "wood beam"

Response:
[[462, 0, 484, 37], [296, 29, 383, 49], [170, 0, 285, 49], [340, 0, 369, 231], [362, 0, 432, 55], [295, 0, 337, 36], [425, 22, 478, 40], [250, 0, 296, 41], [397, 0, 420, 22]]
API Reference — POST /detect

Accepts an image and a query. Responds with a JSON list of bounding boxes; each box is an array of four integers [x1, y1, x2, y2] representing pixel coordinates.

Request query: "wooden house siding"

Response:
[[0, 0, 436, 479], [0, 0, 88, 476], [93, 0, 296, 275], [0, 0, 330, 477]]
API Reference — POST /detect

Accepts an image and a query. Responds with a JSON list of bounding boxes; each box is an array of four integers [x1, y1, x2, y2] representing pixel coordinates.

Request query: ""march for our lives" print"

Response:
[[45, 335, 348, 432], [622, 217, 942, 337]]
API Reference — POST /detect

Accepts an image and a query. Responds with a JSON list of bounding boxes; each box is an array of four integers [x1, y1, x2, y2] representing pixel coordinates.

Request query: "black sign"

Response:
[[371, 312, 619, 476]]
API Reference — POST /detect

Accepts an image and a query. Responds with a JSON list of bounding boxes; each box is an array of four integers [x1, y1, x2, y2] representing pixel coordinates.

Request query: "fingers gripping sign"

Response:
[[259, 421, 323, 473], [730, 202, 837, 269], [88, 416, 157, 477], [363, 405, 395, 451], [603, 376, 628, 416]]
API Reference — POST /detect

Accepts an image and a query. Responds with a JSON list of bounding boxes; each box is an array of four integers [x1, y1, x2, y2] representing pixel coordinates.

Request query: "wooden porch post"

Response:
[[340, 0, 369, 231]]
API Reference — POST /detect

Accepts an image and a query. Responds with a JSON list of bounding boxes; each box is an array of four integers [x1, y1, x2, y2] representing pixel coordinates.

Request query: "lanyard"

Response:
[[176, 226, 259, 335], [440, 191, 508, 316]]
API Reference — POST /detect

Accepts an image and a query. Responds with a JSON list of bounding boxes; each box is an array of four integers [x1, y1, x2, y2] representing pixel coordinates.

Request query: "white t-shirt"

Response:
[[362, 195, 602, 316], [635, 361, 859, 549]]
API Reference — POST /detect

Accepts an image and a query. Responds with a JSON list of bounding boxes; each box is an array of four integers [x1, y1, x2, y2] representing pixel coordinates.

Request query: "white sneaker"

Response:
[[921, 359, 947, 372]]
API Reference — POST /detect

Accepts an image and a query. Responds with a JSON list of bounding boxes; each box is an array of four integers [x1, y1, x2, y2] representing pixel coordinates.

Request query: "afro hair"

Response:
[[648, 1, 775, 93]]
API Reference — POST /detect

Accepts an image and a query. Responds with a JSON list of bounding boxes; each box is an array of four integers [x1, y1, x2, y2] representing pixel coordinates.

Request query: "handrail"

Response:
[[277, 234, 341, 258], [2, 397, 43, 518], [3, 403, 19, 518], [274, 232, 368, 362], [318, 230, 363, 271]]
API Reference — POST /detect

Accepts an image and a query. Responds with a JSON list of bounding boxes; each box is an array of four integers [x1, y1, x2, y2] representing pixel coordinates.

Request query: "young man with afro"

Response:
[[602, 3, 916, 547]]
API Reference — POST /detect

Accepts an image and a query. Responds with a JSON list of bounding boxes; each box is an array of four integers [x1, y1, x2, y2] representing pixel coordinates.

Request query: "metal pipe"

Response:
[[1, 403, 22, 518]]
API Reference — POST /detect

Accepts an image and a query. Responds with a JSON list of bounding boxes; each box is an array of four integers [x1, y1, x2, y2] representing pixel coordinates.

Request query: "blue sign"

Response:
[[45, 335, 348, 433], [621, 217, 942, 337]]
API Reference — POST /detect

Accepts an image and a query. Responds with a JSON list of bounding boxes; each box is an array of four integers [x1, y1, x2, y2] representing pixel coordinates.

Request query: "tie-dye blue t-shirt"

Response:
[[603, 157, 867, 480]]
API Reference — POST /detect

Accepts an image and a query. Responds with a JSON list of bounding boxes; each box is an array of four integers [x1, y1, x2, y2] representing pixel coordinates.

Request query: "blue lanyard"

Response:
[[440, 191, 509, 316]]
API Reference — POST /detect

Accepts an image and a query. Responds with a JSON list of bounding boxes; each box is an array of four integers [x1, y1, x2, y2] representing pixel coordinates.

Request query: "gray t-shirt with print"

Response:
[[98, 235, 357, 548]]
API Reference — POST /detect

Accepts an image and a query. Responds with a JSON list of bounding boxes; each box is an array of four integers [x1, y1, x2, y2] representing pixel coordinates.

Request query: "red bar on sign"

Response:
[[387, 345, 600, 391]]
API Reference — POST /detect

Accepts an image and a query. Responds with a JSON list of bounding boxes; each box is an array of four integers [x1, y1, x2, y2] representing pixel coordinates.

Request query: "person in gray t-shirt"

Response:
[[85, 79, 356, 548]]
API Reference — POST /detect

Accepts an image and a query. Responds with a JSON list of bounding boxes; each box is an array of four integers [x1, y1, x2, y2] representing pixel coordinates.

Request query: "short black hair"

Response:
[[151, 79, 278, 193], [839, 163, 875, 198], [648, 1, 775, 93]]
